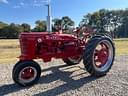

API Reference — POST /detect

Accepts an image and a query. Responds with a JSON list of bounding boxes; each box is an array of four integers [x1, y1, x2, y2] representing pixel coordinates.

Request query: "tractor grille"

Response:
[[20, 37, 28, 55]]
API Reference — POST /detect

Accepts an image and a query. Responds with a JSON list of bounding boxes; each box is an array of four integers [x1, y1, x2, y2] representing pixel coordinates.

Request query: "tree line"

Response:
[[0, 9, 128, 39], [80, 9, 128, 38], [0, 16, 74, 39]]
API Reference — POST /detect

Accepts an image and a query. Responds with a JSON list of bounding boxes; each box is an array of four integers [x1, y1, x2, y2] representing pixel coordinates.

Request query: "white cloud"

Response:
[[13, 2, 26, 9], [13, 5, 21, 9], [34, 0, 38, 3], [13, 0, 48, 8], [33, 0, 48, 7], [33, 3, 43, 7], [20, 2, 24, 6], [0, 0, 8, 4]]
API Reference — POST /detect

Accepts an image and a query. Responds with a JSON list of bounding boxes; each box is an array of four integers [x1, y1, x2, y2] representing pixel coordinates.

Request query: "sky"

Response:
[[0, 0, 128, 27]]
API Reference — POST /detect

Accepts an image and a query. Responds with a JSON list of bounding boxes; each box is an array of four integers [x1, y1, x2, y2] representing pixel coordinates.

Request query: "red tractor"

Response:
[[12, 27, 115, 86]]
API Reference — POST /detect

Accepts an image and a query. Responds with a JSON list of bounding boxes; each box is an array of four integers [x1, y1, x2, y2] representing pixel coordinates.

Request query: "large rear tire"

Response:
[[83, 36, 115, 77], [12, 60, 41, 86]]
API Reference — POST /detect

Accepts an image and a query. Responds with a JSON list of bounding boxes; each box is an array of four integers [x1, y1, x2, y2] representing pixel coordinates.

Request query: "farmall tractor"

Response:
[[12, 27, 115, 86]]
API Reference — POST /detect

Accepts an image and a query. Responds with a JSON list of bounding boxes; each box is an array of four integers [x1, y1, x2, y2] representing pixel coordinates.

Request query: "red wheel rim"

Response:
[[21, 67, 35, 80], [94, 42, 109, 68]]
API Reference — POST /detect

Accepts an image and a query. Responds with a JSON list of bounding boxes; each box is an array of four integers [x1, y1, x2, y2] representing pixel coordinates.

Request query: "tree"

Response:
[[7, 23, 22, 38], [0, 22, 8, 29], [117, 15, 128, 38], [80, 9, 110, 33], [53, 16, 75, 33], [0, 21, 8, 38], [61, 16, 75, 30], [52, 18, 62, 32], [0, 23, 22, 39], [21, 23, 31, 32], [79, 9, 124, 38], [32, 20, 46, 32]]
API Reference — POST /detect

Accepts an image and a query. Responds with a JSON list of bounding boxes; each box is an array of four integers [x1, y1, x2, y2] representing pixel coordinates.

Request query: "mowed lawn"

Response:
[[114, 39, 128, 55], [0, 39, 128, 64], [0, 39, 20, 64]]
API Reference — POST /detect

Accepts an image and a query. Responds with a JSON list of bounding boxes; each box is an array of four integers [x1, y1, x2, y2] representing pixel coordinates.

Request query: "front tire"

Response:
[[83, 36, 115, 77], [12, 60, 41, 86]]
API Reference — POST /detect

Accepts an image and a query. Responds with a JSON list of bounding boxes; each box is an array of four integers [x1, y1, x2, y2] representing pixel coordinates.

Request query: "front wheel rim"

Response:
[[19, 66, 37, 84]]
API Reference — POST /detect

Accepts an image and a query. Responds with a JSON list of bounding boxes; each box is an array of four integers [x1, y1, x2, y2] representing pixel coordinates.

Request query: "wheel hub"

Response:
[[94, 42, 109, 67], [21, 67, 35, 80]]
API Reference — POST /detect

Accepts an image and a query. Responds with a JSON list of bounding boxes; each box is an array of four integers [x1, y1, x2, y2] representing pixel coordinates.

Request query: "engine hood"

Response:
[[20, 32, 77, 40]]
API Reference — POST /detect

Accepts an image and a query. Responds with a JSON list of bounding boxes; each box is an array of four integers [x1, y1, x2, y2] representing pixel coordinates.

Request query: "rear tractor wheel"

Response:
[[83, 36, 115, 77]]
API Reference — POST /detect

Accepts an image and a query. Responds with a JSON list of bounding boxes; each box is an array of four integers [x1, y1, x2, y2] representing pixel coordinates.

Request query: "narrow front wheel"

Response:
[[12, 61, 41, 86]]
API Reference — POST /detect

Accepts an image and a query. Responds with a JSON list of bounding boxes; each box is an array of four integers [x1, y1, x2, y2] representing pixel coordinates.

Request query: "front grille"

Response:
[[20, 37, 28, 55]]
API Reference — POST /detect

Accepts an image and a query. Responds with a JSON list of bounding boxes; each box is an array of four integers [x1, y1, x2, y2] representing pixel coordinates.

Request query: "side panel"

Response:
[[19, 32, 85, 62], [36, 39, 83, 62]]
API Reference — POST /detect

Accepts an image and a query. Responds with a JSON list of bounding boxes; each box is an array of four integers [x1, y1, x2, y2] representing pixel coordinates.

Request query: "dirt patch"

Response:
[[0, 55, 127, 96]]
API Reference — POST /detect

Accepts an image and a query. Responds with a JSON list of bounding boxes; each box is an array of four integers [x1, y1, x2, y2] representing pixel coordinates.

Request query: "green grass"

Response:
[[114, 39, 128, 56], [0, 39, 20, 64], [0, 39, 127, 64]]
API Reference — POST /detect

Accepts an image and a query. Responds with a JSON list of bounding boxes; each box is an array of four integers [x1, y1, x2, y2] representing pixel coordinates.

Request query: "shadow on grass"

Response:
[[0, 64, 99, 95]]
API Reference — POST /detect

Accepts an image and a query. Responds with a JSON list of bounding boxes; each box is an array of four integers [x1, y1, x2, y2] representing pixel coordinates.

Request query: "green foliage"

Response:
[[32, 20, 46, 32], [21, 23, 31, 32], [0, 22, 30, 39], [0, 22, 8, 29], [80, 9, 128, 38], [52, 18, 62, 32], [52, 16, 75, 33]]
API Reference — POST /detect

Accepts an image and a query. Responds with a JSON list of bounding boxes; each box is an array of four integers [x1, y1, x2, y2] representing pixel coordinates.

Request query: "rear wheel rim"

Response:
[[19, 66, 37, 84], [93, 40, 113, 71]]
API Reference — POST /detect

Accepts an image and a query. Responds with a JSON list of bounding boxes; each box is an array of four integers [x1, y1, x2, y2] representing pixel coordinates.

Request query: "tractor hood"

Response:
[[19, 32, 77, 41]]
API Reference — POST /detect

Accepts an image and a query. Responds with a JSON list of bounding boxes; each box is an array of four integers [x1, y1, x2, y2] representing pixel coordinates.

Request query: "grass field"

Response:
[[114, 39, 128, 56], [0, 39, 128, 64], [0, 39, 20, 64]]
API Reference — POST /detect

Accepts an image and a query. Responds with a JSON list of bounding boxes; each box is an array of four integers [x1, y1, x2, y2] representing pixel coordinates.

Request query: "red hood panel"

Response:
[[20, 32, 77, 40]]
